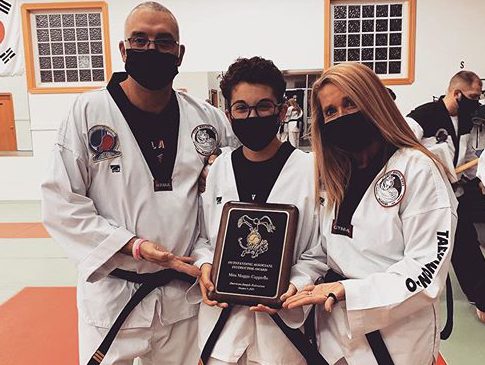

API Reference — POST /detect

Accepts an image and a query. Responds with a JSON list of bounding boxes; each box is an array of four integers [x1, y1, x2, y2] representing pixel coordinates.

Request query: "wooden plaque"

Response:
[[208, 201, 299, 308]]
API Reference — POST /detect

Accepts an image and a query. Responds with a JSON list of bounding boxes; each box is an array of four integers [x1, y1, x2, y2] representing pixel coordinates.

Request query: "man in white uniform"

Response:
[[41, 2, 235, 364], [407, 71, 485, 323]]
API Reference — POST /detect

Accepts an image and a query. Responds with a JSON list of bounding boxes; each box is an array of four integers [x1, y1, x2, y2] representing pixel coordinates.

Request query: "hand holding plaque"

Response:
[[208, 201, 298, 308]]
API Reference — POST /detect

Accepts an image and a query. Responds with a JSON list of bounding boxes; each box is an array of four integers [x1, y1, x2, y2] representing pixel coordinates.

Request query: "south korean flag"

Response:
[[0, 0, 23, 76]]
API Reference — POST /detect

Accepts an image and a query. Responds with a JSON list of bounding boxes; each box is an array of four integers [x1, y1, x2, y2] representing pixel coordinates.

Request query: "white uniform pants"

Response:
[[199, 305, 306, 365], [289, 130, 300, 148], [79, 311, 199, 365], [288, 122, 300, 148], [206, 352, 258, 365]]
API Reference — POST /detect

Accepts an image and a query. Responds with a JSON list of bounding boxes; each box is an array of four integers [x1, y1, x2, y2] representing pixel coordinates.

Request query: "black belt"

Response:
[[199, 305, 328, 365], [304, 269, 395, 365], [440, 275, 454, 340], [87, 268, 196, 365]]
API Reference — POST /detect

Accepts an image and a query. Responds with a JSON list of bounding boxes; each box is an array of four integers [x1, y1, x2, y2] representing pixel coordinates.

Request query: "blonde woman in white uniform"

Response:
[[285, 63, 458, 365]]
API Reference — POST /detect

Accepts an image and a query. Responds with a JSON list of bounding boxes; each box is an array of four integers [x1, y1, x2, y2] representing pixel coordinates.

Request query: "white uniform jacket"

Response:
[[406, 100, 478, 182], [316, 148, 457, 365], [191, 149, 326, 363], [478, 151, 485, 183], [41, 87, 236, 329]]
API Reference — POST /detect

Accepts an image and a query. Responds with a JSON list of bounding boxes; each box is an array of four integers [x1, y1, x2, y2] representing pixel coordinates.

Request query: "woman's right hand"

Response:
[[283, 282, 345, 312], [199, 263, 229, 308]]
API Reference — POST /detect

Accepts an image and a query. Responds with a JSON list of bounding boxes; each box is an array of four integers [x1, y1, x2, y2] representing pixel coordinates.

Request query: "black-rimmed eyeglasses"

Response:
[[230, 100, 282, 120], [125, 37, 179, 52]]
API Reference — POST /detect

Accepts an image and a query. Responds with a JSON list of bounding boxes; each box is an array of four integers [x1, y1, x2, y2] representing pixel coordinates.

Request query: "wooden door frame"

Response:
[[0, 93, 18, 151]]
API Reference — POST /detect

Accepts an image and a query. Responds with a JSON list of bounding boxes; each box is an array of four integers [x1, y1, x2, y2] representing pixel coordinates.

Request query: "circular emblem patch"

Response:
[[435, 128, 449, 143], [88, 125, 122, 162], [374, 170, 406, 207], [191, 124, 219, 156]]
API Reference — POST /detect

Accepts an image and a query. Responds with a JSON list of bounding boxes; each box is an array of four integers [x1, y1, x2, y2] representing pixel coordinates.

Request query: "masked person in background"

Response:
[[407, 71, 485, 323], [284, 63, 457, 365], [191, 57, 325, 365], [41, 2, 236, 364]]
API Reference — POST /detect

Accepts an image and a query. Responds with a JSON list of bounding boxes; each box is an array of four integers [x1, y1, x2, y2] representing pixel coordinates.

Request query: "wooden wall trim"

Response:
[[21, 2, 111, 94], [323, 0, 416, 85]]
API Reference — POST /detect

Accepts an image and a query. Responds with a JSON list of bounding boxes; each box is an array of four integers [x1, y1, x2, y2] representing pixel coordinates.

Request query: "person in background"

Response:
[[284, 62, 457, 365], [286, 96, 304, 148], [407, 71, 485, 323]]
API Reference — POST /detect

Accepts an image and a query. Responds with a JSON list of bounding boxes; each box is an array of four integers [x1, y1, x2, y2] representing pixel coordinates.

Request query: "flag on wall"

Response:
[[0, 0, 23, 76]]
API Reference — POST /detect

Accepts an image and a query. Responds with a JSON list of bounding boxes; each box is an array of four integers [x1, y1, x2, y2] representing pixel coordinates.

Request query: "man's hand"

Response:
[[198, 154, 220, 193], [249, 283, 297, 314], [199, 263, 228, 308], [140, 241, 201, 278], [477, 308, 485, 323], [479, 181, 485, 195]]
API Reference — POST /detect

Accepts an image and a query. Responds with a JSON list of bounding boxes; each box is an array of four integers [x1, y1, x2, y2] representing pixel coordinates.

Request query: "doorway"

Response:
[[0, 93, 17, 151]]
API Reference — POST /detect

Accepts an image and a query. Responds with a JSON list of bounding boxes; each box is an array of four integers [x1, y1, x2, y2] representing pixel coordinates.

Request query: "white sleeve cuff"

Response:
[[79, 226, 135, 283]]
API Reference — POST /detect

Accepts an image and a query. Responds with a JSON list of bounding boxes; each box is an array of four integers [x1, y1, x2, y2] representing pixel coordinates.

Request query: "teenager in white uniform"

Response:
[[407, 72, 485, 323], [284, 63, 458, 365], [192, 57, 325, 365], [41, 3, 235, 364]]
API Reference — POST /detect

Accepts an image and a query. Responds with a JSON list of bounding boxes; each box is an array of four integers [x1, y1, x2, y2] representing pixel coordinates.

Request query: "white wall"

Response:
[[1, 0, 485, 200], [173, 71, 209, 100]]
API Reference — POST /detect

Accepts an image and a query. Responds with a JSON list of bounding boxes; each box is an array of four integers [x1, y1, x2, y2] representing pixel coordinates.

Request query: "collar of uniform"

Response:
[[107, 72, 178, 128], [336, 143, 398, 225]]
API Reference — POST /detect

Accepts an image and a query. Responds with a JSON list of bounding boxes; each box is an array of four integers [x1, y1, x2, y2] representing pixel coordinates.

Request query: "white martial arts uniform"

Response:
[[478, 152, 485, 183], [41, 82, 236, 364], [190, 148, 325, 365], [315, 147, 457, 365], [406, 100, 479, 189], [285, 106, 303, 148]]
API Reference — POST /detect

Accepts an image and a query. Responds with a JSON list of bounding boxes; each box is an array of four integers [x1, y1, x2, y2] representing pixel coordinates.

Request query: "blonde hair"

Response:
[[311, 62, 447, 206]]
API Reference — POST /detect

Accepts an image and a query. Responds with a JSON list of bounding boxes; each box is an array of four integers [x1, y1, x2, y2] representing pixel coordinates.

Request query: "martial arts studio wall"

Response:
[[0, 0, 484, 200]]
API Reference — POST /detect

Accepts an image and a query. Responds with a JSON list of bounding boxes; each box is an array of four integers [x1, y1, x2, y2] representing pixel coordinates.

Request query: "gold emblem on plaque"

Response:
[[237, 215, 276, 258]]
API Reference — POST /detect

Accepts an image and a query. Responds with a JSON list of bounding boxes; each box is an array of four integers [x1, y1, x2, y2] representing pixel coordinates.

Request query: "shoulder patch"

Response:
[[374, 170, 406, 207], [435, 128, 449, 143], [88, 125, 122, 162], [191, 124, 219, 156]]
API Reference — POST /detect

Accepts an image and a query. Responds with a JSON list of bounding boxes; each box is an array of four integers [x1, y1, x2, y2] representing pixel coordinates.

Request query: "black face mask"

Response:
[[457, 92, 480, 119], [320, 111, 381, 153], [231, 115, 280, 151], [125, 49, 179, 90]]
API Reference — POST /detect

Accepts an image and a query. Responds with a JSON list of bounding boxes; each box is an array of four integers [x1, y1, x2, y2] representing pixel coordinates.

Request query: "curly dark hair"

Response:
[[220, 56, 286, 106]]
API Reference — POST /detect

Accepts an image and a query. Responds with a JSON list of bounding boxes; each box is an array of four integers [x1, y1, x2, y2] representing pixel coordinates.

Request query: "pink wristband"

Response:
[[132, 238, 147, 261]]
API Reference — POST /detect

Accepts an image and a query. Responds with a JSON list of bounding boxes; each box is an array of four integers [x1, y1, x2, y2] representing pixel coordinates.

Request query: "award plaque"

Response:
[[208, 201, 299, 308]]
